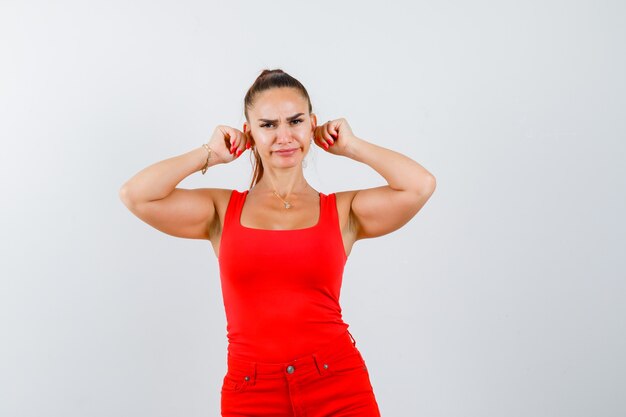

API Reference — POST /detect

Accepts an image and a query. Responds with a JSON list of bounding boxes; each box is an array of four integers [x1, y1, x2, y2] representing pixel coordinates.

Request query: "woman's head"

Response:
[[243, 69, 316, 188]]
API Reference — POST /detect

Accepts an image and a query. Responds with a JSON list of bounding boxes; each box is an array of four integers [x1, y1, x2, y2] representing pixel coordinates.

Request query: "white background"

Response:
[[1, 1, 625, 416]]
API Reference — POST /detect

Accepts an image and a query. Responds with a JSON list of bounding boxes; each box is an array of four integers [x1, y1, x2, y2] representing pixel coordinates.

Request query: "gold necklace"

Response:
[[272, 190, 293, 209], [269, 181, 309, 209]]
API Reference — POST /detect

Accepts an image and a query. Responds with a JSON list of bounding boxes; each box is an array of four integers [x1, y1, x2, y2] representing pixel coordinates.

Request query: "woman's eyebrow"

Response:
[[258, 113, 304, 123]]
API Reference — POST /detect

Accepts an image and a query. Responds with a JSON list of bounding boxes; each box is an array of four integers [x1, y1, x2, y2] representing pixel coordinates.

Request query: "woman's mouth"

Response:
[[274, 148, 298, 157]]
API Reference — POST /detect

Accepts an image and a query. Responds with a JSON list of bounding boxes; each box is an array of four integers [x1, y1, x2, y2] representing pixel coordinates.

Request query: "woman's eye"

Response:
[[260, 119, 302, 128]]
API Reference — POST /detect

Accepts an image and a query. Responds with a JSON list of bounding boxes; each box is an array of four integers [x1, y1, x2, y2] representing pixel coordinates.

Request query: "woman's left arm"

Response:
[[315, 118, 436, 240]]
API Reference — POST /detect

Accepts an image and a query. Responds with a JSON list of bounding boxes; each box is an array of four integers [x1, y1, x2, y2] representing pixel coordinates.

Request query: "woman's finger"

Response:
[[312, 132, 322, 148], [315, 135, 329, 150], [231, 131, 239, 155], [220, 127, 234, 152], [244, 131, 253, 150], [324, 124, 335, 146], [327, 121, 338, 139], [229, 130, 239, 154], [209, 125, 238, 163], [235, 131, 246, 157]]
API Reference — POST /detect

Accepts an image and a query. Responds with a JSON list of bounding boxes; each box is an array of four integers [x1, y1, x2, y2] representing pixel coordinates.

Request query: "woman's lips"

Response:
[[274, 148, 298, 156]]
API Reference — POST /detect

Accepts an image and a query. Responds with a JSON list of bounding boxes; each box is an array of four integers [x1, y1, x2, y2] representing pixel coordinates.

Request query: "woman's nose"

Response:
[[275, 124, 293, 142]]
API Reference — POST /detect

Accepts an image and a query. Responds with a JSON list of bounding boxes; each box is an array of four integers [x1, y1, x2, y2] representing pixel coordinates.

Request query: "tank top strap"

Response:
[[318, 192, 337, 228], [223, 189, 245, 230]]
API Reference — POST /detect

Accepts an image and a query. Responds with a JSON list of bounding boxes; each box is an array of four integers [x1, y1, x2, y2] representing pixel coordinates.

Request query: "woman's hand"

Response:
[[206, 125, 253, 164], [313, 118, 357, 157]]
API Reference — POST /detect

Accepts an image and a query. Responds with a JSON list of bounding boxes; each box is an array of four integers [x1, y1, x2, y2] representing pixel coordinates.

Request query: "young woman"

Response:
[[119, 69, 436, 416]]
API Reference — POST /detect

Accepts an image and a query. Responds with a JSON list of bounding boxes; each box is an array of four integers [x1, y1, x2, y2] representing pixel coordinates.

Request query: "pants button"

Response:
[[286, 365, 295, 374]]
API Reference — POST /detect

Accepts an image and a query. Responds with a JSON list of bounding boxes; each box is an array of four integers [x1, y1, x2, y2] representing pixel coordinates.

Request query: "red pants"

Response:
[[221, 330, 382, 416]]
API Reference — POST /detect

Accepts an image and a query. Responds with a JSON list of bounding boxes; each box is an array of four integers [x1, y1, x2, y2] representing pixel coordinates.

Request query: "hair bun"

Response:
[[258, 68, 284, 79]]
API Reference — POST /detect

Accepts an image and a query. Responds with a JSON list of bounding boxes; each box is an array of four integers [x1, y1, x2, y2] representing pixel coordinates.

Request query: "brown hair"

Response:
[[244, 69, 313, 188]]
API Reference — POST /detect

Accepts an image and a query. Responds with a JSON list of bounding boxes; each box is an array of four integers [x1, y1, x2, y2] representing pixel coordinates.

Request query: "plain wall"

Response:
[[1, 0, 624, 416]]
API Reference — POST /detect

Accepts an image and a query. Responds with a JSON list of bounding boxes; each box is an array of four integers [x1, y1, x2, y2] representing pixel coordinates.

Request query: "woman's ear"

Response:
[[310, 113, 317, 133], [243, 122, 255, 145]]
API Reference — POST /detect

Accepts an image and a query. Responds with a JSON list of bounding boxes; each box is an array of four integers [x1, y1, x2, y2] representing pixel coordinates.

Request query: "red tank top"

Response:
[[218, 189, 349, 362]]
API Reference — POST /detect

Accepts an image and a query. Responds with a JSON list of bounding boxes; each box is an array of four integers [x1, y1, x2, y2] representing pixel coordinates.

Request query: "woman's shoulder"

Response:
[[332, 189, 359, 204], [330, 189, 359, 217], [200, 187, 237, 197], [327, 190, 360, 238], [197, 187, 238, 208]]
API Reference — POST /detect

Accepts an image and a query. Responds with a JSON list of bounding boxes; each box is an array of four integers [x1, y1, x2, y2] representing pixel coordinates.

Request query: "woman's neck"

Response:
[[254, 167, 310, 197]]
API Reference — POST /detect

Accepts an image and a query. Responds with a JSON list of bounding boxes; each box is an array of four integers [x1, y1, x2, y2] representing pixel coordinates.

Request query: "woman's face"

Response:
[[244, 87, 317, 170]]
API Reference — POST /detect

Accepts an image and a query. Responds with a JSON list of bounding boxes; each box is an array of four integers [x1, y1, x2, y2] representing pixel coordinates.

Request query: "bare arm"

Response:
[[345, 136, 436, 239], [118, 125, 251, 240], [119, 146, 213, 203], [315, 118, 436, 240]]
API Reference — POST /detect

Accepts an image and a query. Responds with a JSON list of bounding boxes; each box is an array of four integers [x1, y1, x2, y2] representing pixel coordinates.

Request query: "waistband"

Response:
[[226, 329, 359, 381]]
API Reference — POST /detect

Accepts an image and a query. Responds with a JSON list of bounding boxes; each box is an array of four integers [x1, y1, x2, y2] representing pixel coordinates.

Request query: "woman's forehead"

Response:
[[251, 88, 308, 119]]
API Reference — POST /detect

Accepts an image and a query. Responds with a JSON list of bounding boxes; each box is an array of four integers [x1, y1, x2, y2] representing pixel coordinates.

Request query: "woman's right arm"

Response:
[[118, 125, 250, 240]]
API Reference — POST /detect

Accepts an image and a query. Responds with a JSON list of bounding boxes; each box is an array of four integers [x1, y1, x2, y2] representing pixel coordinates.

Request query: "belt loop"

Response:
[[347, 329, 356, 346]]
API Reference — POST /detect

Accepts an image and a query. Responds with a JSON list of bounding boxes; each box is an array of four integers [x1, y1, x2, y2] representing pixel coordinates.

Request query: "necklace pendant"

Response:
[[284, 202, 292, 209]]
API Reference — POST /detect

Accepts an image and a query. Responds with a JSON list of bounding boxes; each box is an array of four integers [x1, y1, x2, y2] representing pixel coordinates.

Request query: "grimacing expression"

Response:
[[244, 87, 317, 169]]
